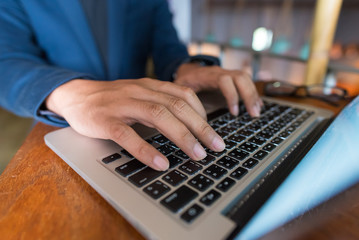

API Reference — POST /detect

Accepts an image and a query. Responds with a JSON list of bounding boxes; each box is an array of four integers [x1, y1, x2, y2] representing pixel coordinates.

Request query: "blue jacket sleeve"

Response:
[[0, 1, 93, 127], [151, 0, 189, 82]]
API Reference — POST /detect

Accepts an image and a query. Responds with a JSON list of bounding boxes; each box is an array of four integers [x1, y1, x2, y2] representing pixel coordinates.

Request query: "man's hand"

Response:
[[46, 78, 225, 171], [174, 63, 263, 117]]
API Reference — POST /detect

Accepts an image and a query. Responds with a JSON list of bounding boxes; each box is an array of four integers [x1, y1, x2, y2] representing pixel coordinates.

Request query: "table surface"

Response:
[[1, 83, 358, 240]]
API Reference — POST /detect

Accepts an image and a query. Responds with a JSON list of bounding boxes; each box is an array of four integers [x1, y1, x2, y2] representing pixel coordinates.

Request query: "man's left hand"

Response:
[[174, 63, 263, 117]]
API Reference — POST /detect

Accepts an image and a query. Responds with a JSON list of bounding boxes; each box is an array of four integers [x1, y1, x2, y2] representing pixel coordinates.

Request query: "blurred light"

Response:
[[252, 27, 273, 52]]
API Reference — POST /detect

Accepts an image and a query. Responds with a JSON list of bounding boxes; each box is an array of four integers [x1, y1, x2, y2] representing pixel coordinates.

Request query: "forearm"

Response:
[[0, 59, 93, 126]]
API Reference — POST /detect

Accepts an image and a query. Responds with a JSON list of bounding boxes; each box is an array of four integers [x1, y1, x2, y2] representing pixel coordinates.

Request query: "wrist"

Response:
[[46, 78, 94, 117], [173, 55, 221, 87], [175, 63, 203, 79]]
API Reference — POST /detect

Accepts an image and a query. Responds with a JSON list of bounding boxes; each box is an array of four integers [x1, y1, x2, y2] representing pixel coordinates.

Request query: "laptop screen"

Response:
[[236, 96, 359, 240]]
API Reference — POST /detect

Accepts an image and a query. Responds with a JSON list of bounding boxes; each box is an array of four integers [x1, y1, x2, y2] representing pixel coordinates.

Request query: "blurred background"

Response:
[[1, 0, 358, 173]]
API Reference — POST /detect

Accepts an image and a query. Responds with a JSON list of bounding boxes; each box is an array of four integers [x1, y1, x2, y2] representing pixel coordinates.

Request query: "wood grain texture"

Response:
[[0, 83, 355, 240], [0, 123, 144, 240]]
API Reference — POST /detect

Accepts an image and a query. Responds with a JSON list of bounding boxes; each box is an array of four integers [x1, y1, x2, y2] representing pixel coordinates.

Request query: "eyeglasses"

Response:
[[264, 81, 349, 106]]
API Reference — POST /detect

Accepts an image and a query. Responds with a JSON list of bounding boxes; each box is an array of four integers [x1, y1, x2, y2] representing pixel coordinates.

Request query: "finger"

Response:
[[233, 73, 262, 117], [218, 75, 240, 116], [129, 100, 208, 161], [140, 78, 207, 120], [138, 89, 225, 152], [105, 120, 169, 171]]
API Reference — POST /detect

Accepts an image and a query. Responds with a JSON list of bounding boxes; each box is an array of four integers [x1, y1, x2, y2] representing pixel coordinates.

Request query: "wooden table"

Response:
[[1, 83, 358, 240]]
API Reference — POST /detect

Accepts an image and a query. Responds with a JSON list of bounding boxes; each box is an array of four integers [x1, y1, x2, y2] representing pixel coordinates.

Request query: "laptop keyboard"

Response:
[[101, 101, 314, 224]]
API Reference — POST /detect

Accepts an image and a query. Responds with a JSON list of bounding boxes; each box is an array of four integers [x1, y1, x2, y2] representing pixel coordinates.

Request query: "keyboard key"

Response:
[[216, 129, 229, 138], [224, 139, 237, 150], [163, 170, 188, 187], [121, 149, 134, 159], [256, 131, 273, 140], [229, 121, 244, 129], [277, 105, 290, 113], [271, 137, 283, 145], [221, 125, 237, 133], [198, 155, 216, 166], [174, 150, 190, 160], [167, 141, 179, 149], [157, 145, 175, 156], [253, 150, 268, 160], [188, 174, 214, 191], [200, 189, 221, 206], [115, 160, 146, 177], [217, 156, 239, 169], [152, 134, 169, 144], [228, 149, 249, 161], [239, 142, 258, 153], [265, 125, 281, 134], [128, 167, 164, 187], [230, 167, 248, 180], [179, 160, 202, 175], [161, 185, 198, 213], [247, 123, 262, 132], [204, 164, 228, 180], [212, 119, 227, 126], [216, 177, 236, 192], [278, 131, 290, 139], [248, 136, 266, 146], [285, 126, 296, 133], [256, 119, 269, 127], [181, 204, 204, 223], [263, 143, 276, 152], [239, 114, 252, 123], [228, 133, 245, 143], [292, 120, 303, 128], [143, 181, 170, 199], [222, 113, 237, 121], [238, 129, 254, 137], [102, 153, 121, 164], [242, 158, 259, 169], [167, 155, 183, 168], [209, 122, 220, 130], [271, 122, 284, 130], [206, 149, 227, 158]]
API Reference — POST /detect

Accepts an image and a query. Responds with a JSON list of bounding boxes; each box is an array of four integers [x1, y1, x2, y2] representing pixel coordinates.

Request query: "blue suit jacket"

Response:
[[0, 0, 189, 126]]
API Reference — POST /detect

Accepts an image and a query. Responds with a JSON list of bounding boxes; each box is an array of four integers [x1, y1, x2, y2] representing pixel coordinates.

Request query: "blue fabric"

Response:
[[0, 0, 189, 126]]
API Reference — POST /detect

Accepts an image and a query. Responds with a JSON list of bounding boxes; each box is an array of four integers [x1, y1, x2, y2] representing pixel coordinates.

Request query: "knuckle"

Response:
[[148, 103, 168, 120], [180, 130, 194, 141], [199, 122, 213, 136], [169, 97, 187, 114], [121, 83, 142, 93], [181, 86, 196, 100], [140, 77, 153, 82], [136, 142, 151, 157], [219, 74, 231, 83], [109, 124, 132, 142]]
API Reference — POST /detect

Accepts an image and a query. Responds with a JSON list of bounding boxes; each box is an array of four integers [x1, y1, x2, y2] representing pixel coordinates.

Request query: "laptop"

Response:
[[45, 91, 340, 240]]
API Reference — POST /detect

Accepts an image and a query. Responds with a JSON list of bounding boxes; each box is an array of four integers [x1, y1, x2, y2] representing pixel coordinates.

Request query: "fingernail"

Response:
[[193, 143, 207, 159], [231, 104, 239, 116], [153, 156, 169, 171], [252, 104, 260, 117], [212, 136, 225, 151]]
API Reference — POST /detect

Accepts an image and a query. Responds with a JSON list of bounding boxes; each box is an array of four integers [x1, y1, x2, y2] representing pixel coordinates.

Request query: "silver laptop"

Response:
[[45, 91, 334, 240]]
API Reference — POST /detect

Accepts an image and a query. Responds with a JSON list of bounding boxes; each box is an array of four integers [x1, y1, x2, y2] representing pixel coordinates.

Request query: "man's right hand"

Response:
[[46, 78, 225, 171]]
